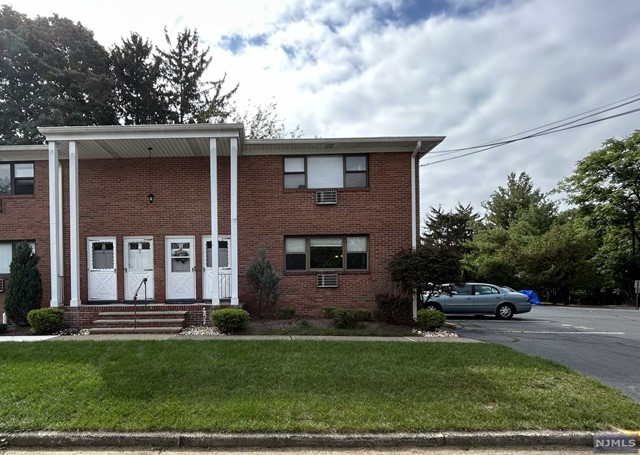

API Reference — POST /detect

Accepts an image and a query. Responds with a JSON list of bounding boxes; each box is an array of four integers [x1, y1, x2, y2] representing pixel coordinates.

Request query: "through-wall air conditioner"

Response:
[[316, 191, 338, 205], [317, 274, 339, 288]]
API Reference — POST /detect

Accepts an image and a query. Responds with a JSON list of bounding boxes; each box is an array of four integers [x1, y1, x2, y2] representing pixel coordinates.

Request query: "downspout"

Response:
[[411, 141, 421, 321]]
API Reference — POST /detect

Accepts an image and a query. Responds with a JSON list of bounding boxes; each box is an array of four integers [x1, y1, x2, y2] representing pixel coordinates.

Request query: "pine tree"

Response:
[[157, 27, 237, 124], [4, 242, 43, 326], [111, 33, 168, 124]]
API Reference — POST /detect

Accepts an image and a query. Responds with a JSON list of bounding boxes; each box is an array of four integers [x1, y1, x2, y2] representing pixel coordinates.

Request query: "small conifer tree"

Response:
[[245, 248, 280, 316], [5, 242, 43, 326]]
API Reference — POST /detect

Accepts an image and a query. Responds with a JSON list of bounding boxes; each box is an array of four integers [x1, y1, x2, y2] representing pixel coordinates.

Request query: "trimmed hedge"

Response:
[[417, 309, 446, 331], [27, 308, 64, 334], [210, 309, 250, 334]]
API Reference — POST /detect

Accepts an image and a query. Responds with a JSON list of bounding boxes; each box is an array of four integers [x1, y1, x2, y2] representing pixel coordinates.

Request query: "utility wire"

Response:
[[423, 106, 640, 166], [428, 91, 640, 155]]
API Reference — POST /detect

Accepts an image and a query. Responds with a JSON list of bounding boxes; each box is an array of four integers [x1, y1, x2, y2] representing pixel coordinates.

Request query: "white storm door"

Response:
[[87, 238, 117, 301], [166, 237, 196, 301], [203, 236, 231, 300], [124, 238, 154, 301]]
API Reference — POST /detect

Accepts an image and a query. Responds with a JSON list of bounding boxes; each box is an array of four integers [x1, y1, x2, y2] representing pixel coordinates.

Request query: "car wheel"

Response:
[[425, 302, 442, 312], [496, 303, 515, 320]]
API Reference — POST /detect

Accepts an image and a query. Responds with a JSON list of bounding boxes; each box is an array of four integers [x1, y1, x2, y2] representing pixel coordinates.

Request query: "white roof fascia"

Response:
[[38, 124, 244, 142], [242, 136, 445, 157], [0, 145, 50, 161]]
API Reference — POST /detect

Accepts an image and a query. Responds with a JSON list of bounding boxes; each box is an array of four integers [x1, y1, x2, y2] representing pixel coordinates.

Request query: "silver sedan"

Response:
[[422, 283, 532, 319]]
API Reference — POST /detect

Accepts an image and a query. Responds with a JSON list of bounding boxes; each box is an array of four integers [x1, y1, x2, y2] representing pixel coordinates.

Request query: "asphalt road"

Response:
[[454, 305, 640, 401]]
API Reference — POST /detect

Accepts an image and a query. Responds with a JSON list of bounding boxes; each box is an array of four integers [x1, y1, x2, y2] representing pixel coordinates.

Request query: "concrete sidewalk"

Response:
[[45, 333, 479, 342]]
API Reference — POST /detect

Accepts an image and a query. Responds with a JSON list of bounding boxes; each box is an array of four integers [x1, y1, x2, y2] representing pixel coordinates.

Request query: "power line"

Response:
[[428, 91, 640, 155], [422, 106, 640, 166]]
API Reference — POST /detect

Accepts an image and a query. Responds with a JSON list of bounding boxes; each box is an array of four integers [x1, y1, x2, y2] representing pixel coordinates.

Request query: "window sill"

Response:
[[0, 194, 35, 199], [283, 187, 369, 193], [284, 270, 370, 276]]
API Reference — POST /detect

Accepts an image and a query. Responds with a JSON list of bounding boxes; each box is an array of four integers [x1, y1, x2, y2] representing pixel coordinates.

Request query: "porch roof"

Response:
[[0, 124, 445, 161]]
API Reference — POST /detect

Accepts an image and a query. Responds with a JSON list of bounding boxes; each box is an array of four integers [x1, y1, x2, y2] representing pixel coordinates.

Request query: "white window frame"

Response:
[[283, 155, 368, 189]]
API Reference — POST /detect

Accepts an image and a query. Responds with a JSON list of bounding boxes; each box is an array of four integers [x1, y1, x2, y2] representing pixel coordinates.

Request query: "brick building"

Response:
[[0, 124, 444, 330]]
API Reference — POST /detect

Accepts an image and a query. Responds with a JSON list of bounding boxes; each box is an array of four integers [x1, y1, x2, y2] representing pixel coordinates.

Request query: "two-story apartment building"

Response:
[[0, 123, 444, 329]]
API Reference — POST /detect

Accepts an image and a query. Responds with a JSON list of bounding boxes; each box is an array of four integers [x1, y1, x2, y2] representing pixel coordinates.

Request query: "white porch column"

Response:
[[230, 137, 239, 306], [48, 141, 60, 307], [69, 141, 81, 307], [209, 138, 220, 305]]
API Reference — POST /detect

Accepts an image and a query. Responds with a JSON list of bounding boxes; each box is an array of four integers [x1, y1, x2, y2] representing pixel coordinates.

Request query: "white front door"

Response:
[[165, 237, 196, 302], [124, 237, 154, 302], [87, 238, 117, 301], [203, 236, 231, 300]]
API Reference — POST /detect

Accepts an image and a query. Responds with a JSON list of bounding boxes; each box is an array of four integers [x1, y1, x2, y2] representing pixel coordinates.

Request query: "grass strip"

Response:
[[1, 340, 638, 432]]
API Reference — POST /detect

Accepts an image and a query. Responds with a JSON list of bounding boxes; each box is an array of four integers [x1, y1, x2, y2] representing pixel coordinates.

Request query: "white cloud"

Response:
[[10, 0, 640, 219]]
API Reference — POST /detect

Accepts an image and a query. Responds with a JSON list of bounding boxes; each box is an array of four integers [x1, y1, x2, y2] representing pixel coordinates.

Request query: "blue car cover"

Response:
[[519, 290, 541, 305]]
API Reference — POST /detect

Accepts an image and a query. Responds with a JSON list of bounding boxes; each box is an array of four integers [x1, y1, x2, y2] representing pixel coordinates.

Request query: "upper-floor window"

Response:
[[284, 155, 367, 189], [0, 241, 36, 274], [0, 162, 34, 195]]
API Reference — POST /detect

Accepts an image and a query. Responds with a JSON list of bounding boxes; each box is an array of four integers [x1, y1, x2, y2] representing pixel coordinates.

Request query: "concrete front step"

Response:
[[90, 310, 188, 334], [90, 326, 184, 334], [92, 319, 185, 328]]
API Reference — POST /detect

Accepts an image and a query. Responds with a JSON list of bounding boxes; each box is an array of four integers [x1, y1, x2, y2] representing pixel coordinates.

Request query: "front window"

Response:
[[285, 236, 368, 271], [284, 155, 367, 189], [0, 241, 36, 274], [0, 163, 34, 195]]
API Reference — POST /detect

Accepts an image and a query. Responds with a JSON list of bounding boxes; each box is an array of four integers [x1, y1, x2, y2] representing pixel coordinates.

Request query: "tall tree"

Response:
[[560, 130, 640, 257], [157, 27, 237, 124], [0, 6, 116, 144], [422, 204, 481, 257], [110, 33, 168, 124], [231, 101, 303, 139], [482, 172, 556, 230]]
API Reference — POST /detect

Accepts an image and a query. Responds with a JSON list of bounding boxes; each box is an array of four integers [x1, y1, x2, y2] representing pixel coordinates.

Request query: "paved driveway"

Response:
[[454, 305, 640, 401]]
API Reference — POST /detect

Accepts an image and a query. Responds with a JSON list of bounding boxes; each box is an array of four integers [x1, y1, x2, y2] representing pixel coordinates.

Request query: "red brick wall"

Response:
[[0, 161, 51, 315], [1, 152, 417, 319], [237, 153, 415, 316]]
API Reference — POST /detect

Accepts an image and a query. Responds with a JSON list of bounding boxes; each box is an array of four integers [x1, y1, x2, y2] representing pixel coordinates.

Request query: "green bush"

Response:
[[276, 307, 295, 319], [332, 309, 359, 329], [417, 309, 446, 331], [5, 242, 43, 326], [210, 308, 251, 334], [245, 248, 280, 316], [0, 323, 7, 334], [323, 307, 337, 319], [375, 292, 412, 324], [353, 309, 373, 322], [27, 308, 64, 334]]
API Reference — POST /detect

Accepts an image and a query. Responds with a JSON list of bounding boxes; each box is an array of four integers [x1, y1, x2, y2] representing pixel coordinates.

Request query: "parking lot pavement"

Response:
[[454, 305, 640, 401]]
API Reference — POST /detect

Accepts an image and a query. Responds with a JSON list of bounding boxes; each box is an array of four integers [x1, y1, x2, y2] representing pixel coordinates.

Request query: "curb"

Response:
[[0, 431, 594, 448]]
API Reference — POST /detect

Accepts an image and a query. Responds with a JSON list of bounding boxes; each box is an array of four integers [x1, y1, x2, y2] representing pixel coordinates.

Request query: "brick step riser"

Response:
[[92, 322, 185, 329], [89, 329, 183, 335], [95, 312, 188, 320]]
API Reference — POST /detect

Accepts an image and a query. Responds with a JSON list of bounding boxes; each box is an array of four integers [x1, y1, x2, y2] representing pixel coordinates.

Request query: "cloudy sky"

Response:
[[10, 0, 640, 218]]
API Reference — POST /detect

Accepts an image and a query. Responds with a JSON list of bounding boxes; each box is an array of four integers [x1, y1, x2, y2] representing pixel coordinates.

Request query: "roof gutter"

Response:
[[411, 141, 421, 321]]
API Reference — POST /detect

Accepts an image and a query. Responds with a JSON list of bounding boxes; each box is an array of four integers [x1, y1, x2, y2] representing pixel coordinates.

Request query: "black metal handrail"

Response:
[[132, 277, 148, 330]]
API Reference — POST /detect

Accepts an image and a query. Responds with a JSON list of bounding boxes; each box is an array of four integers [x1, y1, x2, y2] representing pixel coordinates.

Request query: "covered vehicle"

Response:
[[421, 282, 531, 319]]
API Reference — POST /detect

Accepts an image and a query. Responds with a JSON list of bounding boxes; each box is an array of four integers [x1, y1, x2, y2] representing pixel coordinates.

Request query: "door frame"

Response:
[[165, 235, 196, 303], [123, 236, 154, 303], [87, 236, 118, 303], [202, 235, 231, 300]]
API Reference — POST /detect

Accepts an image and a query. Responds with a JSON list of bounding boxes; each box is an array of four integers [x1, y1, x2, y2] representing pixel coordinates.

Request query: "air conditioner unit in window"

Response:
[[317, 273, 339, 288], [316, 191, 337, 205], [0, 278, 4, 293]]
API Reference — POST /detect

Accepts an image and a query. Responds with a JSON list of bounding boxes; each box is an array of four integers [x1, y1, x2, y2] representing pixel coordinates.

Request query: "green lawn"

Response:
[[1, 340, 639, 432]]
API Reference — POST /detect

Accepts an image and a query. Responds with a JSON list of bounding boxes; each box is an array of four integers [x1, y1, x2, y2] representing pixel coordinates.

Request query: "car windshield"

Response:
[[501, 286, 517, 293]]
